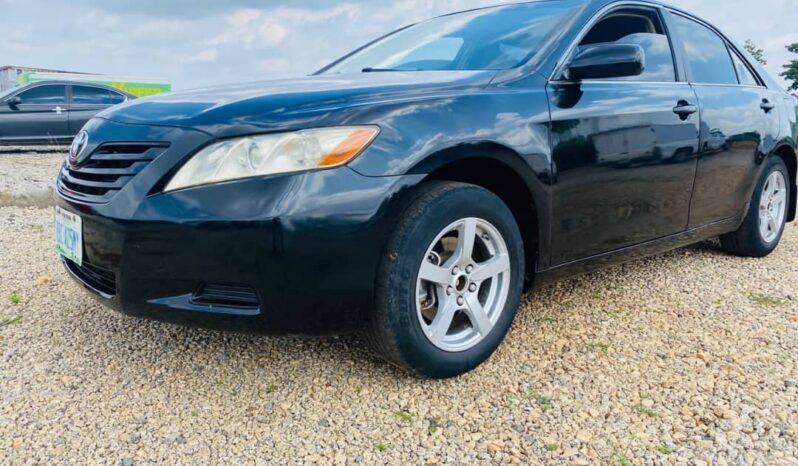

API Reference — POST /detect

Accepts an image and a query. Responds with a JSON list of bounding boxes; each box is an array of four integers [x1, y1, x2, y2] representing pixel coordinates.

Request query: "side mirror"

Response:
[[7, 96, 22, 107], [567, 43, 645, 80]]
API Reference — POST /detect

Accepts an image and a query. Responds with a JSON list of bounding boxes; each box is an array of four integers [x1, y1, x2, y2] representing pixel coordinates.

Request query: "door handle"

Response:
[[53, 106, 64, 115], [760, 99, 775, 113], [673, 101, 698, 120]]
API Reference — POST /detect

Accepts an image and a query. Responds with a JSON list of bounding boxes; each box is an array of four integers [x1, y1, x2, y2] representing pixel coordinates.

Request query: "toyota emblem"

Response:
[[68, 130, 89, 167]]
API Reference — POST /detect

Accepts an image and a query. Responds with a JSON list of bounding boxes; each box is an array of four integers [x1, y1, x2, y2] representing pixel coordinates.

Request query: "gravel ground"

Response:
[[0, 150, 63, 208], [0, 160, 797, 465]]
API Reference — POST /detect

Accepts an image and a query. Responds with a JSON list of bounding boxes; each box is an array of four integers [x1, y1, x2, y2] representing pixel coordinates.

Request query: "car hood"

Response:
[[98, 71, 497, 138]]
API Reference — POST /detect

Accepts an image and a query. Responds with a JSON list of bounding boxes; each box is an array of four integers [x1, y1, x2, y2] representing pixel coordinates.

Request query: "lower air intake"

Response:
[[62, 258, 117, 297], [191, 284, 260, 309]]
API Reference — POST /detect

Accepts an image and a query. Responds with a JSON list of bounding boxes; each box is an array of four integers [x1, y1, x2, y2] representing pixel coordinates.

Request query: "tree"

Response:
[[782, 43, 798, 92], [744, 39, 767, 65]]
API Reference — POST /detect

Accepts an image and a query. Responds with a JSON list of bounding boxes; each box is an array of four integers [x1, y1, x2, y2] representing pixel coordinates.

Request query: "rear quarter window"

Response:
[[730, 51, 760, 86]]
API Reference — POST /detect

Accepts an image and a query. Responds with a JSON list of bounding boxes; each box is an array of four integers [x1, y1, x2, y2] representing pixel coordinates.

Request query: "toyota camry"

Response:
[[55, 0, 797, 378]]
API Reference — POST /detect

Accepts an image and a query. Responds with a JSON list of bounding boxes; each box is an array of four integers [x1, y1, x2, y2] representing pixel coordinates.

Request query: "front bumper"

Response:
[[57, 118, 422, 335]]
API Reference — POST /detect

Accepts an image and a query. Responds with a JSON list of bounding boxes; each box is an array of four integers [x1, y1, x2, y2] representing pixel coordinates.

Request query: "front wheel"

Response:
[[365, 182, 524, 378], [720, 156, 790, 257]]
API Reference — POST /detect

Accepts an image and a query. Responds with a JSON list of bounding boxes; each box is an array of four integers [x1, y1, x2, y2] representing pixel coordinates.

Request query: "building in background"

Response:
[[1, 65, 171, 97], [1, 65, 84, 91]]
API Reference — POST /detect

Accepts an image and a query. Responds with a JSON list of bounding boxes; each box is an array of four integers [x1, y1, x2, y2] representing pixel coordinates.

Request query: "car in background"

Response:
[[0, 81, 134, 145]]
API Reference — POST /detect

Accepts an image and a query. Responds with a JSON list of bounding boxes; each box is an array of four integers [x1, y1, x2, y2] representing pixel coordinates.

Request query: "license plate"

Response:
[[55, 206, 83, 266]]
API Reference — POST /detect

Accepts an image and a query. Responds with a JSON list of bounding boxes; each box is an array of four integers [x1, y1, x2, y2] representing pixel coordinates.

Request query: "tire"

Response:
[[720, 156, 791, 257], [365, 181, 524, 378]]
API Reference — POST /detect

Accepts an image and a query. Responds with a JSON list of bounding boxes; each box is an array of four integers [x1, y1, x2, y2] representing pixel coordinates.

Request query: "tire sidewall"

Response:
[[750, 157, 790, 252], [383, 185, 524, 378]]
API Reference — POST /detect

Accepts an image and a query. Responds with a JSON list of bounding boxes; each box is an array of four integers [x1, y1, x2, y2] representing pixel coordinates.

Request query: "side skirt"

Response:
[[531, 216, 742, 290]]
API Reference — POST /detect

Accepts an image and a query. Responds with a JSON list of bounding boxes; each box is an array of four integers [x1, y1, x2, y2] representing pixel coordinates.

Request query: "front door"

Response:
[[547, 6, 700, 264], [0, 84, 69, 144]]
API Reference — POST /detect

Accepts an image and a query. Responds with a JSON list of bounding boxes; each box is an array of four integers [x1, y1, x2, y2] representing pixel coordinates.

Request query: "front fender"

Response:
[[349, 87, 552, 179], [347, 77, 555, 267]]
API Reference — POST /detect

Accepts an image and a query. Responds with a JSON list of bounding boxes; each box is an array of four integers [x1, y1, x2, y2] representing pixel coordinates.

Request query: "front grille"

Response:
[[191, 284, 260, 309], [62, 258, 117, 297], [58, 143, 169, 203]]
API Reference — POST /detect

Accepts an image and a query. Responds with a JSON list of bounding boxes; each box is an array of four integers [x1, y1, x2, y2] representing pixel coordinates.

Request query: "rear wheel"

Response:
[[720, 156, 790, 257], [366, 182, 524, 378]]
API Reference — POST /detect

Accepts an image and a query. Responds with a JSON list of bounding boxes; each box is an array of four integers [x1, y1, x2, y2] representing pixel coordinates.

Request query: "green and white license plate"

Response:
[[55, 206, 83, 266]]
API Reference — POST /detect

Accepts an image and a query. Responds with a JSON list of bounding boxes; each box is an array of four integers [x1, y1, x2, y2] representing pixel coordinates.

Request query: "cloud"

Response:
[[206, 4, 362, 50], [207, 9, 290, 49], [2, 29, 32, 53], [180, 49, 219, 65], [0, 0, 794, 90], [258, 58, 291, 74]]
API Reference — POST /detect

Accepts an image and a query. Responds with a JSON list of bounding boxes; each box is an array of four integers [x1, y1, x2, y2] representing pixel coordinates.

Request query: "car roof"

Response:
[[439, 0, 694, 22], [15, 80, 134, 96]]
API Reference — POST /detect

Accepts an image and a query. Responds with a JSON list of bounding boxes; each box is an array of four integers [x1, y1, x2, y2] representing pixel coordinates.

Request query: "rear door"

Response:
[[547, 6, 700, 264], [68, 84, 128, 134], [0, 84, 69, 144], [667, 12, 779, 227]]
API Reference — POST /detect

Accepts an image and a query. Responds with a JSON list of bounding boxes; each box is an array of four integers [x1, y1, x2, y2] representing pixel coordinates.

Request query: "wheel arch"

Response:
[[773, 143, 797, 222], [411, 143, 549, 289]]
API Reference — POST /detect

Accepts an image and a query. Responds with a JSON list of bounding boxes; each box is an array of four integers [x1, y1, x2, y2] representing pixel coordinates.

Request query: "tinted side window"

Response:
[[579, 11, 676, 82], [608, 33, 675, 82], [73, 86, 126, 105], [730, 51, 760, 86], [671, 15, 737, 85], [17, 85, 67, 105]]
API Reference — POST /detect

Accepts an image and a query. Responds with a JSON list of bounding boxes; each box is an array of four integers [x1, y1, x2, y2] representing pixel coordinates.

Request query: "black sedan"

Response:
[[55, 0, 797, 378], [0, 81, 133, 145]]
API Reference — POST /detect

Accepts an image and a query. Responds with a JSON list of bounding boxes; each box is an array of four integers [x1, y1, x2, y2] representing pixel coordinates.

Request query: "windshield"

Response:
[[0, 85, 21, 100], [321, 1, 579, 74]]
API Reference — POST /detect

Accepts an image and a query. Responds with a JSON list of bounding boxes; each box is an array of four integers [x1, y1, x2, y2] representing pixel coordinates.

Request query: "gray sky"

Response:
[[0, 0, 796, 90]]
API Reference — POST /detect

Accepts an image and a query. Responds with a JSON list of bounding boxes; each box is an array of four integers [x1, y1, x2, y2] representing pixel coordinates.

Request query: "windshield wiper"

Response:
[[362, 67, 418, 72]]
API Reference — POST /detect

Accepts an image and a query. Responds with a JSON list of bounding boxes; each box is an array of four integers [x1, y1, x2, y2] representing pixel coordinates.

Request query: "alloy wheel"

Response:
[[415, 217, 512, 352], [758, 170, 787, 244]]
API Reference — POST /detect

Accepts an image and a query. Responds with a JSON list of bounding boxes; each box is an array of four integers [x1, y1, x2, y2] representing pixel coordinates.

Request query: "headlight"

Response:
[[164, 126, 379, 192]]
